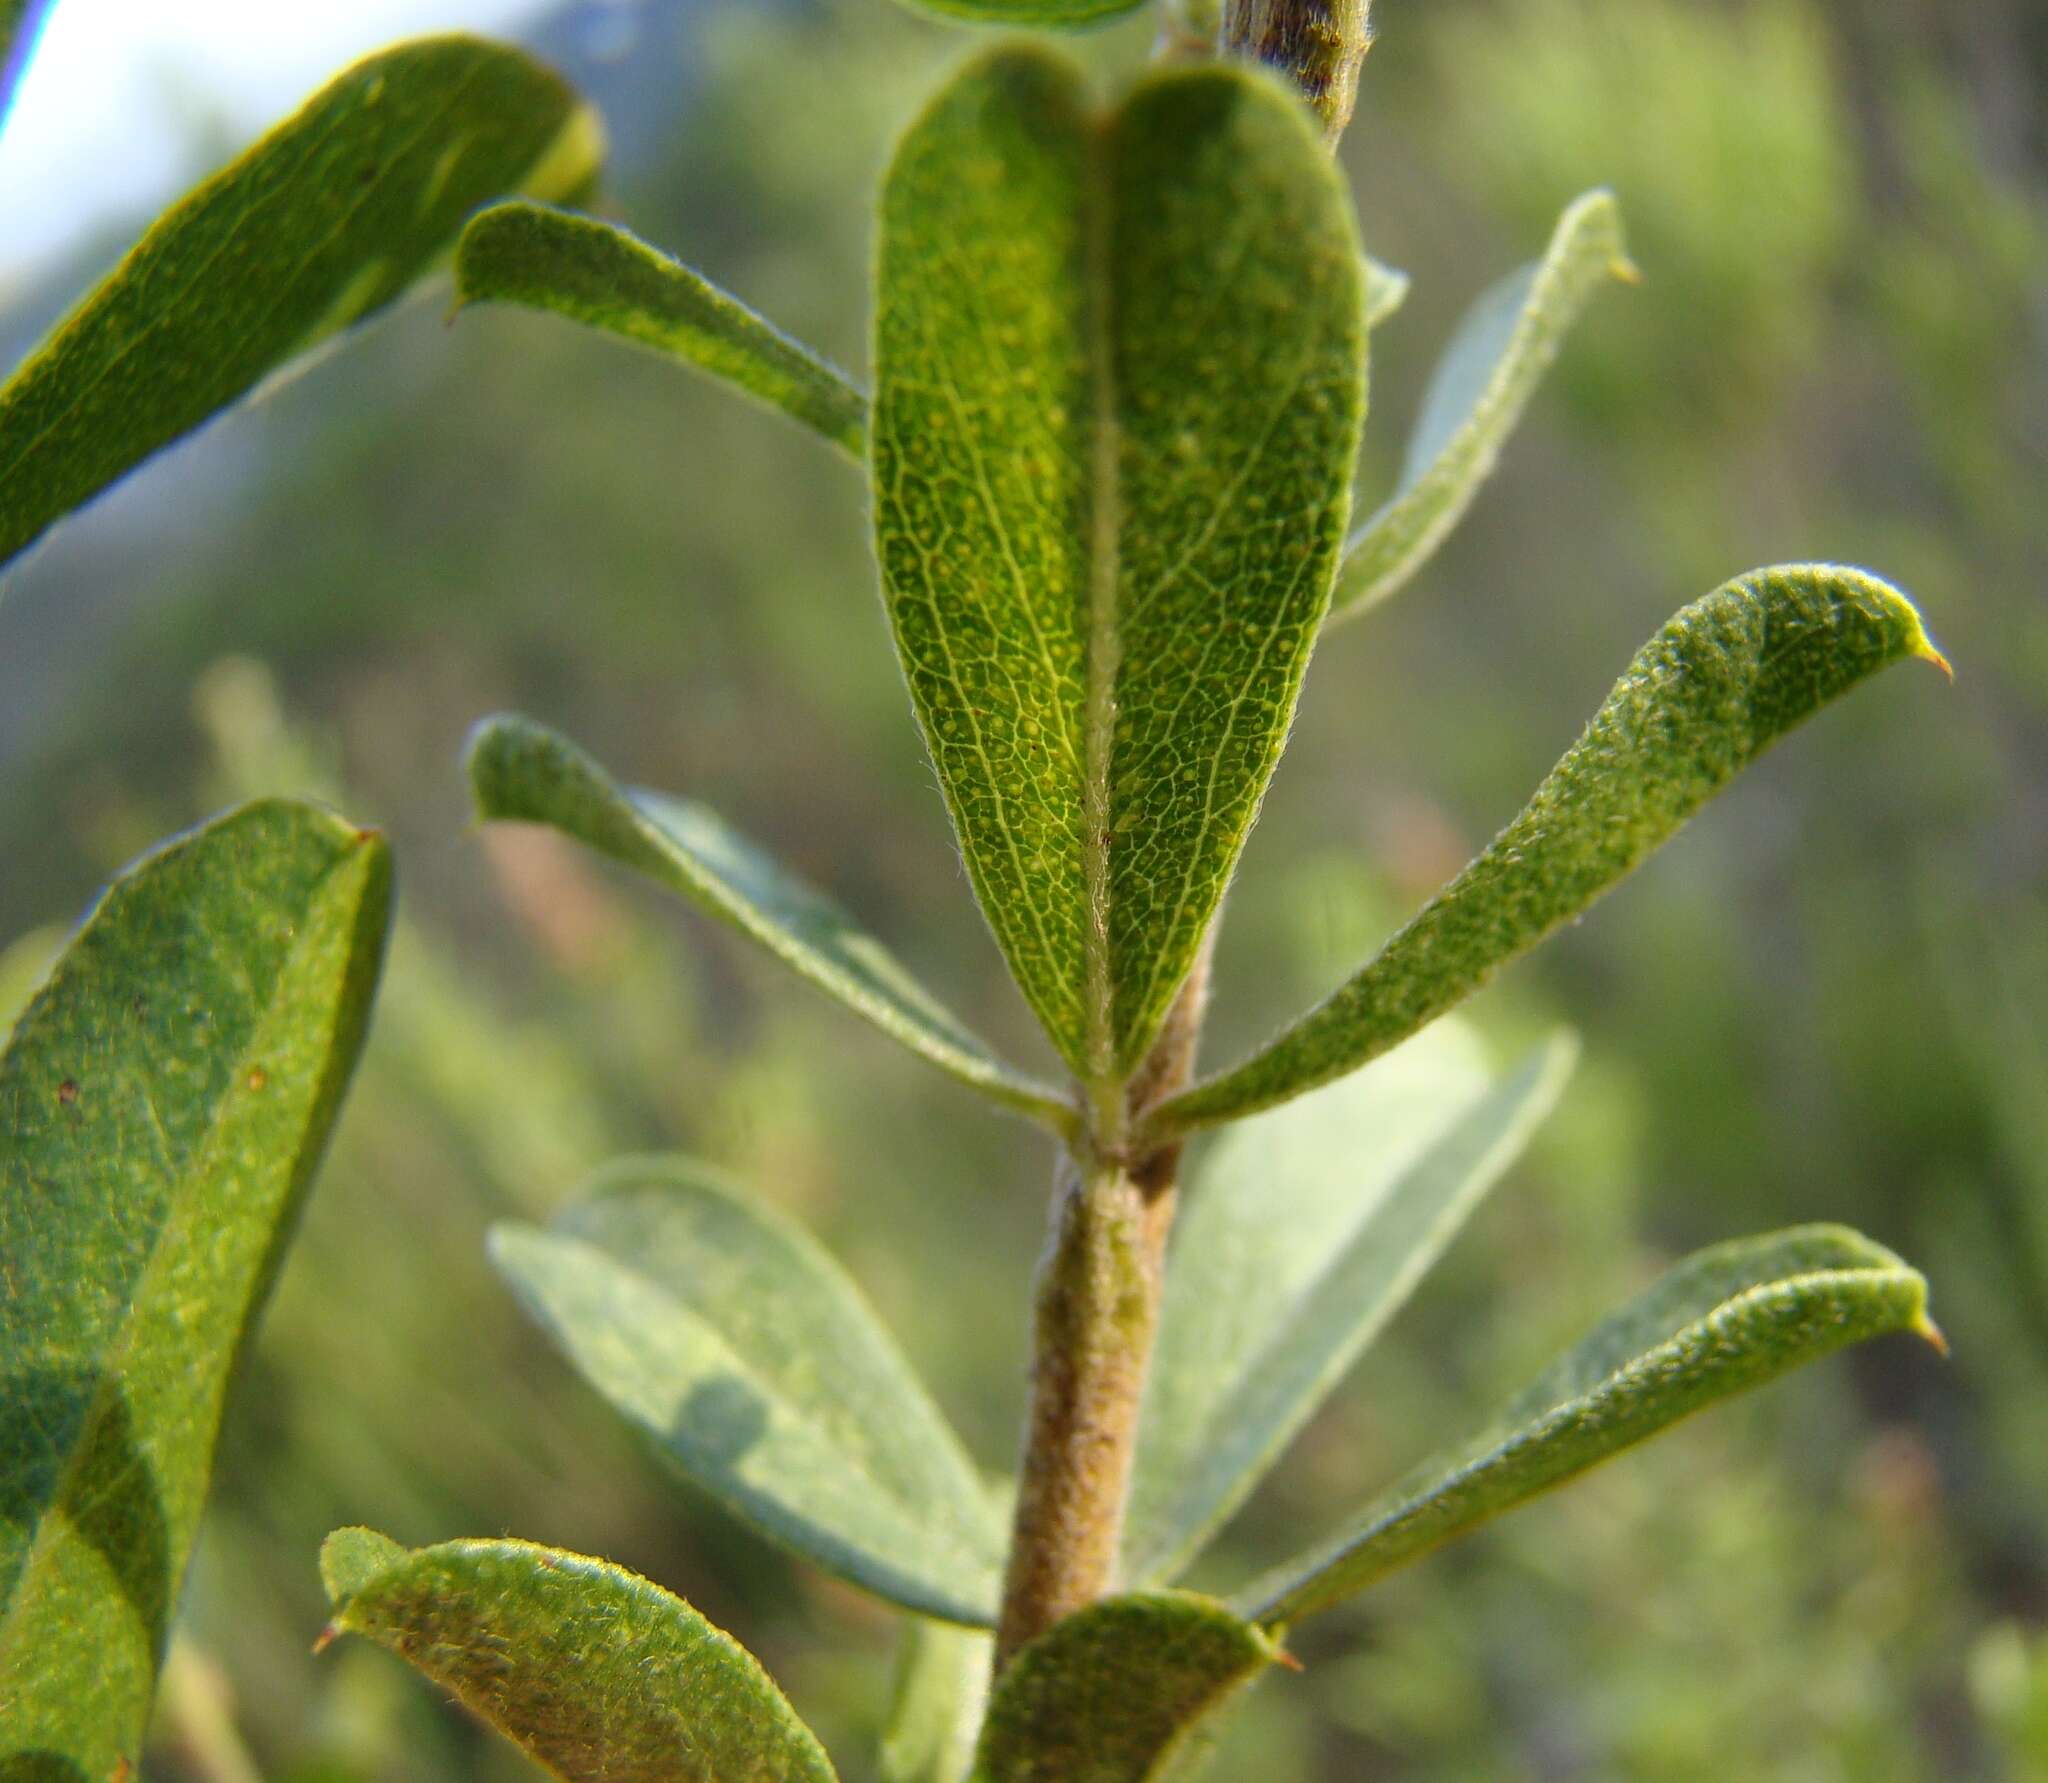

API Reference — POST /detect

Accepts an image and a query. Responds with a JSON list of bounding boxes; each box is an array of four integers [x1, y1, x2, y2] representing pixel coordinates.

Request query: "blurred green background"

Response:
[[2, 0, 2044, 1775]]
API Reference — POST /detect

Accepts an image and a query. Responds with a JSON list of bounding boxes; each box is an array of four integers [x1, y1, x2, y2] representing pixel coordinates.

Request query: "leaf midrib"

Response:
[[537, 1230, 1003, 1605], [0, 840, 356, 1672]]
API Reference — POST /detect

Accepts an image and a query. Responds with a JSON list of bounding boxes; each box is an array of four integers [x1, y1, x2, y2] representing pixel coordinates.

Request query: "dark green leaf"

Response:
[[973, 1591, 1277, 1782], [881, 1618, 991, 1783], [466, 715, 1069, 1129], [1332, 190, 1634, 620], [872, 49, 1365, 1092], [457, 202, 866, 457], [0, 35, 603, 571], [489, 1158, 1006, 1625], [1125, 1025, 1575, 1585], [1237, 1225, 1940, 1626], [890, 0, 1150, 25], [320, 1530, 838, 1781], [1154, 566, 1946, 1133], [0, 802, 391, 1773]]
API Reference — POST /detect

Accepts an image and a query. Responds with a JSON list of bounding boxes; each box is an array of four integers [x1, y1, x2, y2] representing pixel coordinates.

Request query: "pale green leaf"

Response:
[[320, 1530, 838, 1782], [1363, 255, 1410, 331], [972, 1591, 1277, 1783], [1332, 189, 1635, 621], [1238, 1226, 1937, 1626], [872, 49, 1366, 1089], [456, 202, 867, 457], [466, 715, 1070, 1129], [489, 1158, 1006, 1625], [0, 35, 603, 572], [1125, 1024, 1575, 1586], [1154, 566, 1946, 1134], [881, 1618, 992, 1783], [891, 0, 1149, 25], [0, 802, 391, 1773]]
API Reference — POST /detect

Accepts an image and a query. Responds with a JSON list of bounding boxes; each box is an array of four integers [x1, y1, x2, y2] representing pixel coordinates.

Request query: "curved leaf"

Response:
[[1154, 565, 1946, 1134], [891, 0, 1149, 24], [467, 714, 1069, 1129], [1332, 189, 1635, 621], [320, 1530, 837, 1782], [873, 49, 1365, 1089], [457, 202, 866, 457], [1363, 255, 1410, 331], [1124, 1024, 1575, 1586], [489, 1158, 1006, 1625], [0, 34, 603, 572], [1237, 1225, 1940, 1626], [881, 1618, 992, 1783], [973, 1592, 1278, 1783], [1, 802, 390, 1774]]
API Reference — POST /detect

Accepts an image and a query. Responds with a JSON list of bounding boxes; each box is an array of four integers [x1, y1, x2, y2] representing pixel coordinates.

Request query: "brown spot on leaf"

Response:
[[246, 1066, 268, 1092], [57, 1079, 79, 1105]]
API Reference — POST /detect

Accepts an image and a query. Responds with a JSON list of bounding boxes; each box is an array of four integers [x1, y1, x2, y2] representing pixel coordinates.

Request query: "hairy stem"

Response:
[[995, 937, 1216, 1670], [1221, 0, 1373, 142]]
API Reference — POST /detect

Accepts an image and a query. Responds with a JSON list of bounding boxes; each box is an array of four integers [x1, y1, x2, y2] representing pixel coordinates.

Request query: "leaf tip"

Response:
[[1913, 1310, 1950, 1357], [311, 1622, 340, 1655]]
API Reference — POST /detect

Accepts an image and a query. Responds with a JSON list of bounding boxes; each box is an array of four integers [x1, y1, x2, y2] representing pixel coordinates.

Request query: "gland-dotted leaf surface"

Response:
[[973, 1591, 1278, 1782], [0, 802, 390, 1774], [1332, 190, 1635, 621], [1157, 566, 1945, 1133], [320, 1531, 838, 1782], [457, 202, 867, 457], [1237, 1226, 1938, 1626], [0, 34, 603, 572], [873, 49, 1366, 1087], [490, 1158, 1008, 1626], [1125, 1023, 1576, 1587], [467, 715, 1069, 1128]]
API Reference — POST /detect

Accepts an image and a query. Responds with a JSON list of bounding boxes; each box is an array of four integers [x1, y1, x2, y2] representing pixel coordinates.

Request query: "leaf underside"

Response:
[[973, 1592, 1276, 1783], [490, 1158, 1006, 1626], [465, 714, 1067, 1126], [881, 1617, 993, 1783], [1238, 1225, 1937, 1627], [1333, 188, 1634, 621], [1158, 565, 1944, 1133], [0, 34, 603, 572], [872, 48, 1366, 1086], [457, 202, 867, 457], [0, 802, 390, 1772], [1125, 1023, 1576, 1586], [321, 1530, 838, 1782]]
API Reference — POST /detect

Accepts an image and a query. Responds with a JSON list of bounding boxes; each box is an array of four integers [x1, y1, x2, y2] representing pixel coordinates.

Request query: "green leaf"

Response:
[[1154, 566, 1946, 1134], [489, 1158, 1007, 1625], [0, 801, 391, 1773], [972, 1591, 1278, 1783], [1238, 1226, 1939, 1627], [466, 714, 1070, 1129], [881, 1618, 992, 1783], [890, 0, 1150, 25], [0, 35, 603, 572], [456, 202, 867, 458], [1363, 255, 1410, 331], [1124, 1024, 1575, 1586], [1331, 190, 1635, 621], [872, 49, 1366, 1091], [320, 1530, 838, 1782]]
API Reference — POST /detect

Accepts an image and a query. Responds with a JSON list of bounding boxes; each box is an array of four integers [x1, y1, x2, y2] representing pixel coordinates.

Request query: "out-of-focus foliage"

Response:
[[0, 0, 2039, 1775]]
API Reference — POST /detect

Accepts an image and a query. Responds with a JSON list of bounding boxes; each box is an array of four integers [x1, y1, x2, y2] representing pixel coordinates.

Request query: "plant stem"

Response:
[[1221, 0, 1373, 142], [994, 938, 1215, 1670]]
